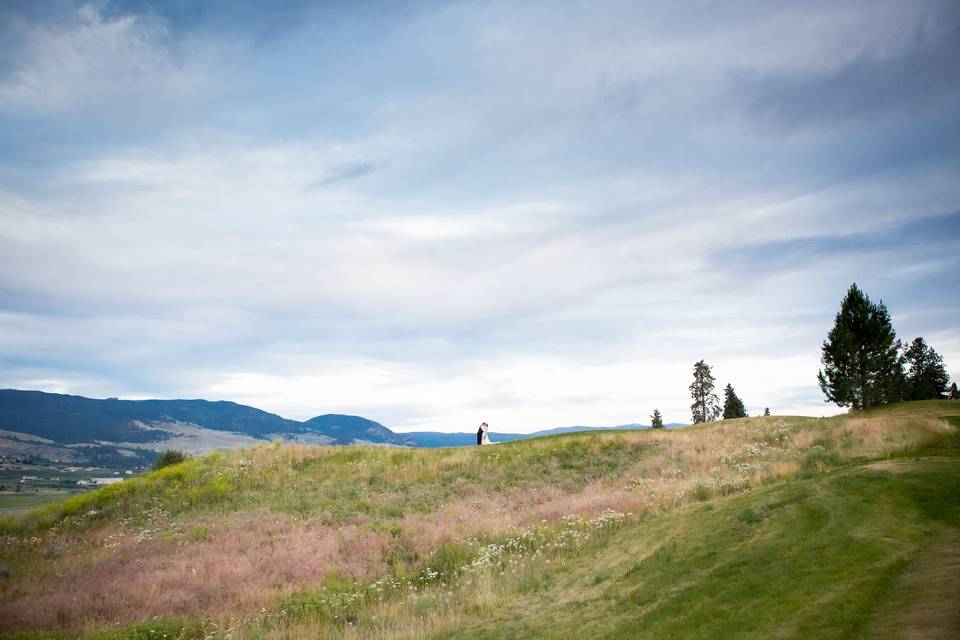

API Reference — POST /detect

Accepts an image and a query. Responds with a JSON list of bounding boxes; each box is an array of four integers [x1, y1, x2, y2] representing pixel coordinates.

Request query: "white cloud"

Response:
[[0, 1, 958, 432], [0, 4, 212, 113], [200, 350, 846, 432]]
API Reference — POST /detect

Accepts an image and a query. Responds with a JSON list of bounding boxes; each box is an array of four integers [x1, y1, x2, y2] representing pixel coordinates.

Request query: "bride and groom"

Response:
[[476, 421, 496, 446]]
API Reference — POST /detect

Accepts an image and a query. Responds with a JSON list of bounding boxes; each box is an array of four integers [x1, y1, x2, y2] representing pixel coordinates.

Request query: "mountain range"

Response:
[[0, 389, 413, 466], [0, 389, 680, 466]]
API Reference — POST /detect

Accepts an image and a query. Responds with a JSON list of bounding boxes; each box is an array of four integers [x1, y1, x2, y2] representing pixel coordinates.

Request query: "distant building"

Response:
[[79, 477, 123, 486]]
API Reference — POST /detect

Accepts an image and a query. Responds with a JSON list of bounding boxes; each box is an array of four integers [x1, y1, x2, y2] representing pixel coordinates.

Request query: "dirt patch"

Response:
[[867, 531, 960, 640], [863, 459, 958, 475]]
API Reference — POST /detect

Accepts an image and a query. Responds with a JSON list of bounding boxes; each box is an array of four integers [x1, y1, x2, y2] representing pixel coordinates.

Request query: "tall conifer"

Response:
[[650, 409, 664, 429], [722, 384, 748, 419], [817, 284, 903, 410], [690, 360, 720, 424], [903, 337, 950, 400]]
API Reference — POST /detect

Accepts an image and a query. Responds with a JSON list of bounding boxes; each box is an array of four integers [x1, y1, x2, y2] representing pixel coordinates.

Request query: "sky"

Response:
[[1, 0, 959, 433]]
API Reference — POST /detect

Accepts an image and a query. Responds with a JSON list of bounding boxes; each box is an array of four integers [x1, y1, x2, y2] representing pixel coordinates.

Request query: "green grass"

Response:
[[1, 401, 959, 638], [428, 456, 960, 639], [80, 618, 207, 640], [0, 434, 653, 535], [0, 492, 75, 516]]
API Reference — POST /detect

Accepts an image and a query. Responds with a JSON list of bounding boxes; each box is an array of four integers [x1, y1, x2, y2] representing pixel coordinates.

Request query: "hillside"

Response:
[[404, 423, 686, 448], [402, 430, 531, 447], [0, 401, 958, 638], [0, 390, 414, 465], [0, 389, 691, 463], [302, 414, 412, 446]]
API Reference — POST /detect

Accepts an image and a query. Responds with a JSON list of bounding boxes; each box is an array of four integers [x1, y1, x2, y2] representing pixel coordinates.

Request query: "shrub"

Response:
[[692, 482, 712, 502], [812, 435, 833, 449], [424, 541, 475, 580], [803, 445, 841, 471], [282, 577, 368, 623], [153, 449, 189, 471]]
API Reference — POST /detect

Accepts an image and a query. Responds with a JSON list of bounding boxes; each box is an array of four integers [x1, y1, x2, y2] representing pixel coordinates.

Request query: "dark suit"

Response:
[[477, 427, 483, 446]]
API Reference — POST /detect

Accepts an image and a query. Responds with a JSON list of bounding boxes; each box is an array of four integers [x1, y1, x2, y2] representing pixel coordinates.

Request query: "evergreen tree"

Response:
[[650, 409, 664, 429], [153, 449, 188, 471], [690, 360, 721, 424], [817, 284, 904, 410], [902, 337, 950, 400], [722, 384, 748, 419], [950, 382, 959, 400], [763, 407, 771, 416]]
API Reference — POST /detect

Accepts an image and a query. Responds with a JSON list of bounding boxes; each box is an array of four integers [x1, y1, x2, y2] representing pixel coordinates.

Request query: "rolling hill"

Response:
[[0, 389, 414, 465], [0, 401, 957, 638], [0, 390, 690, 464], [404, 423, 687, 447]]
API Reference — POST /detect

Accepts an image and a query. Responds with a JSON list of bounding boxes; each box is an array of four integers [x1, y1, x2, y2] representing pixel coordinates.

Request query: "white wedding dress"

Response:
[[481, 429, 493, 445]]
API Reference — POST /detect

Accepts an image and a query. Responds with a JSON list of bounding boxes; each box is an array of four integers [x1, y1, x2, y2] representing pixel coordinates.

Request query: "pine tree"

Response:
[[763, 407, 771, 416], [817, 284, 904, 410], [153, 449, 189, 471], [950, 382, 959, 400], [650, 409, 664, 429], [690, 360, 720, 424], [722, 384, 748, 419], [902, 337, 950, 400]]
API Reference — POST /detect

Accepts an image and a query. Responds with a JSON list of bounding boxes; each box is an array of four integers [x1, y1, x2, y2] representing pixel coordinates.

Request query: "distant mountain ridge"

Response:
[[404, 422, 687, 448], [0, 389, 687, 464], [0, 389, 413, 465], [302, 414, 405, 446]]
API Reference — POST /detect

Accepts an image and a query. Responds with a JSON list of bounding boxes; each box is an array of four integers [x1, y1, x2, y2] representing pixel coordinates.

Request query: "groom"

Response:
[[476, 422, 488, 446]]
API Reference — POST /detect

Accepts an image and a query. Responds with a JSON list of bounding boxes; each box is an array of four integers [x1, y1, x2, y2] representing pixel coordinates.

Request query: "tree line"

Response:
[[650, 283, 956, 427], [650, 360, 766, 427], [818, 283, 954, 409]]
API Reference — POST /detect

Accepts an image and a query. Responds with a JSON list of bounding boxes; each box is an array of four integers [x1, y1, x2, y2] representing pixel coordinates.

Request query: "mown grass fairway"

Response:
[[429, 456, 960, 639], [0, 402, 958, 639]]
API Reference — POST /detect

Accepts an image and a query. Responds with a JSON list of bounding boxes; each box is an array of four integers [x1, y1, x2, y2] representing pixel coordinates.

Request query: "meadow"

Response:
[[0, 401, 957, 638]]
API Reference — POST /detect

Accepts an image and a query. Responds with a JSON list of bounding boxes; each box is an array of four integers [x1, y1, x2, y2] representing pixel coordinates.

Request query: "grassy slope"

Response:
[[432, 453, 960, 639], [0, 402, 958, 638]]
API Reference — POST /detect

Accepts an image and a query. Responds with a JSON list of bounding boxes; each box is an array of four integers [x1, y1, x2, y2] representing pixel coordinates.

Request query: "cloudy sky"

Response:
[[1, 0, 958, 432]]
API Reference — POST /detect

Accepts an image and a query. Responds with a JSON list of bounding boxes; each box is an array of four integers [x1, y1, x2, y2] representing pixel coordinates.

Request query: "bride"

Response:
[[477, 421, 495, 445]]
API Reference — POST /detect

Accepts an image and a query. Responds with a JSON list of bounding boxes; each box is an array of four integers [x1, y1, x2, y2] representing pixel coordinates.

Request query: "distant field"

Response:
[[0, 464, 135, 515], [0, 492, 73, 515], [0, 401, 958, 639]]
